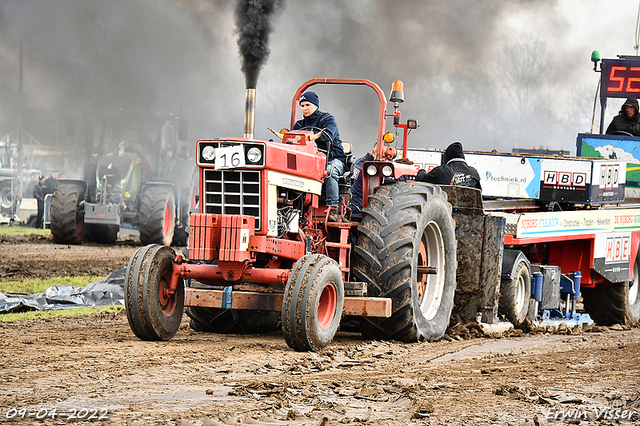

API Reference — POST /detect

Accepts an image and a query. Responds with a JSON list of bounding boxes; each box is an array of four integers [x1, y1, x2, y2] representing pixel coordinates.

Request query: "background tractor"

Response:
[[50, 111, 197, 245]]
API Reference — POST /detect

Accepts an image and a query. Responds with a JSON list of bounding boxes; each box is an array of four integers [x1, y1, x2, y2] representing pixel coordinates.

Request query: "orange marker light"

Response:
[[383, 132, 395, 143]]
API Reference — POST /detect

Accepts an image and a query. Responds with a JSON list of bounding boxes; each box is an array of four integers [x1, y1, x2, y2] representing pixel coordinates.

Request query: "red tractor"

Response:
[[125, 79, 458, 351]]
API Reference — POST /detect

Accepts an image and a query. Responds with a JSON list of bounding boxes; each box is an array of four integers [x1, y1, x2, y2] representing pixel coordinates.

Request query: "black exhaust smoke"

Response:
[[235, 0, 285, 138]]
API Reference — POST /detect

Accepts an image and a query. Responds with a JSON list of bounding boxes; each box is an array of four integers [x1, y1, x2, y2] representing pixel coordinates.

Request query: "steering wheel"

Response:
[[609, 130, 634, 137], [300, 126, 333, 155]]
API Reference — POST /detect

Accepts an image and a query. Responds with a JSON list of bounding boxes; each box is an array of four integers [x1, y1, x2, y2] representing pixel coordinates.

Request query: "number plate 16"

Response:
[[214, 145, 245, 169]]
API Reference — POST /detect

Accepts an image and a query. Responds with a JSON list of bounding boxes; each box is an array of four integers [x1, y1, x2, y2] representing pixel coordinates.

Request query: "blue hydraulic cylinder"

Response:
[[571, 271, 581, 299], [531, 272, 543, 302]]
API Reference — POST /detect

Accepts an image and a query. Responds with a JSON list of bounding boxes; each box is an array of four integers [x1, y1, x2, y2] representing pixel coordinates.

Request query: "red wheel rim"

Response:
[[158, 270, 176, 316], [76, 216, 83, 235], [163, 201, 173, 241], [317, 282, 337, 330]]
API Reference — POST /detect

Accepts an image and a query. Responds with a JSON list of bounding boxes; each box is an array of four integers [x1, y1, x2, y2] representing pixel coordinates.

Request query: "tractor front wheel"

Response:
[[125, 244, 184, 340], [282, 254, 344, 352]]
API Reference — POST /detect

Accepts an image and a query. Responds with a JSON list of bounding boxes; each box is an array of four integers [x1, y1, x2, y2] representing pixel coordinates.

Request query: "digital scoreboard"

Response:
[[600, 57, 640, 98]]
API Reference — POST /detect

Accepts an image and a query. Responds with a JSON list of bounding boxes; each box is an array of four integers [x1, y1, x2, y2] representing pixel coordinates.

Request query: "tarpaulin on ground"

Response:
[[0, 268, 126, 313]]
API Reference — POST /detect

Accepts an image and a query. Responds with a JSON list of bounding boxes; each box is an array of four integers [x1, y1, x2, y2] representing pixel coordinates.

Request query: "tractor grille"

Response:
[[203, 169, 261, 230]]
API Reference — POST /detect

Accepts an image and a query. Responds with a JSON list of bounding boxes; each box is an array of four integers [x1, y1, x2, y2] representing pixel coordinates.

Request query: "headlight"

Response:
[[114, 178, 126, 190], [381, 165, 393, 177], [202, 145, 215, 161], [366, 164, 378, 176], [247, 147, 262, 163]]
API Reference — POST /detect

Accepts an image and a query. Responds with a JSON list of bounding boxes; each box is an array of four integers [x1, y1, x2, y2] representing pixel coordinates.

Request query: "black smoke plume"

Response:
[[234, 0, 285, 88]]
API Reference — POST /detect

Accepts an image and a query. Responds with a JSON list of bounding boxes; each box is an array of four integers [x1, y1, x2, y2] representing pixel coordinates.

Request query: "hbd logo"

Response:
[[543, 171, 587, 187], [599, 164, 621, 190]]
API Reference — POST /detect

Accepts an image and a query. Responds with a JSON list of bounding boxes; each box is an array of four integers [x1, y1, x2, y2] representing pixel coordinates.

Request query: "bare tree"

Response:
[[495, 34, 550, 116]]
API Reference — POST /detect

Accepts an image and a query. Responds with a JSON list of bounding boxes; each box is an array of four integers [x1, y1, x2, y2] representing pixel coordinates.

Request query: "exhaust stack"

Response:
[[244, 88, 256, 139]]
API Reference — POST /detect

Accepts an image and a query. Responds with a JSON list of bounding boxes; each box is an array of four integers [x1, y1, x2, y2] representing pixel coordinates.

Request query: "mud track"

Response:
[[1, 236, 639, 425]]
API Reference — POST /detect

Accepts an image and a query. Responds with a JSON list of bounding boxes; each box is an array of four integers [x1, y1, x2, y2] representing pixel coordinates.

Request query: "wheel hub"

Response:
[[317, 282, 337, 330], [158, 271, 176, 316], [418, 221, 446, 321], [515, 274, 527, 314]]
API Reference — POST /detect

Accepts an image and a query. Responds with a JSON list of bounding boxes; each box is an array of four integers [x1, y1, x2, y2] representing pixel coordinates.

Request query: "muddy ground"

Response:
[[0, 235, 639, 425]]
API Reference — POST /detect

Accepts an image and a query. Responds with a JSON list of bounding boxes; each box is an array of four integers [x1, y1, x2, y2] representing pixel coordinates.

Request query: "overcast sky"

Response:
[[0, 0, 638, 157]]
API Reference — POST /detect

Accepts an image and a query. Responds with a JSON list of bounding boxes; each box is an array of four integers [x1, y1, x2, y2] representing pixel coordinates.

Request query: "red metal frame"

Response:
[[290, 78, 388, 159]]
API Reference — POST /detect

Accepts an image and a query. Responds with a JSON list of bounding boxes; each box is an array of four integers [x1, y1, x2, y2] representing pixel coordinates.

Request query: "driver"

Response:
[[606, 96, 640, 136], [292, 91, 347, 222]]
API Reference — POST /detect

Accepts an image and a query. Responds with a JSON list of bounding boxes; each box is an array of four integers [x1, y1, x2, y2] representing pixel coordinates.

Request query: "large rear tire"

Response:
[[282, 254, 344, 352], [499, 260, 532, 326], [583, 254, 640, 326], [125, 244, 184, 340], [353, 182, 457, 342], [50, 182, 86, 244], [139, 186, 175, 246]]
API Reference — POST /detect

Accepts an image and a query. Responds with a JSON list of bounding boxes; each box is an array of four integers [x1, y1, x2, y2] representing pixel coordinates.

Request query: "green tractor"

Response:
[[50, 111, 197, 245]]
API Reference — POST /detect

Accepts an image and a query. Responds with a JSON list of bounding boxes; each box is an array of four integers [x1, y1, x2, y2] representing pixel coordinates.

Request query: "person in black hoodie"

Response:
[[415, 141, 482, 190], [606, 96, 640, 136], [33, 175, 46, 228]]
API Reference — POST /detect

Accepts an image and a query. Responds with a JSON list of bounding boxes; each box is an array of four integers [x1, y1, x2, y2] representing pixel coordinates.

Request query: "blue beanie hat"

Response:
[[300, 91, 319, 107]]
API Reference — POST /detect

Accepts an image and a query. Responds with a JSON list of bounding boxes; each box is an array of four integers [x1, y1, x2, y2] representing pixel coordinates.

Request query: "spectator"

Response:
[[349, 143, 397, 221], [606, 96, 640, 136], [415, 141, 481, 189], [33, 175, 46, 228]]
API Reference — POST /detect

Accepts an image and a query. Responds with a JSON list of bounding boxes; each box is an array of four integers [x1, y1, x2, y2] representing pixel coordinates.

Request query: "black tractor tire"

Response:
[[353, 182, 457, 342], [50, 182, 86, 244], [125, 244, 184, 341], [185, 306, 280, 334], [139, 186, 175, 246], [87, 224, 119, 244], [281, 254, 344, 352], [499, 260, 532, 326], [583, 254, 640, 326]]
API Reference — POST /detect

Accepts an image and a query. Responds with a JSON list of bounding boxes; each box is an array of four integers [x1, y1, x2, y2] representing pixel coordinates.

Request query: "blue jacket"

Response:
[[293, 109, 346, 162]]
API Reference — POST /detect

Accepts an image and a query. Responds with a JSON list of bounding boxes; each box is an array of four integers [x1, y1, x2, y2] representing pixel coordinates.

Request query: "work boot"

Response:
[[327, 210, 338, 222]]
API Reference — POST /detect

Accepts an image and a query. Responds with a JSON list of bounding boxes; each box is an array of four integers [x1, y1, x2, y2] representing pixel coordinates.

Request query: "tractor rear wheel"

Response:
[[50, 181, 86, 244], [282, 254, 344, 352], [499, 260, 532, 326], [583, 254, 640, 326], [353, 182, 457, 342], [139, 186, 175, 246], [125, 244, 184, 340]]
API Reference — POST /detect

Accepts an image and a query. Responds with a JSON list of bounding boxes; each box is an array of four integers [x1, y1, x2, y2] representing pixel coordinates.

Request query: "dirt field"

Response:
[[1, 236, 639, 425]]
